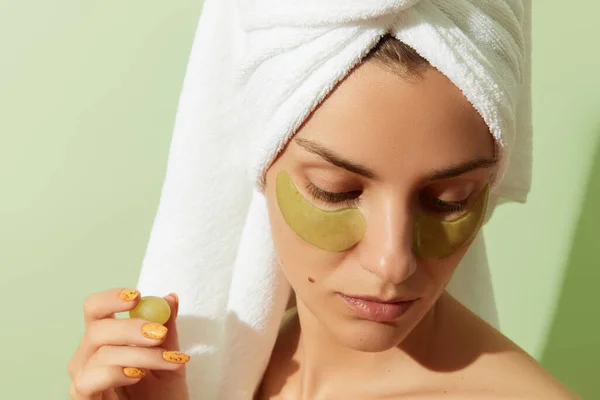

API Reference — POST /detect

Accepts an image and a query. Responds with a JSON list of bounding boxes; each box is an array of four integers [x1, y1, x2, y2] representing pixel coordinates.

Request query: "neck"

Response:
[[292, 294, 442, 398]]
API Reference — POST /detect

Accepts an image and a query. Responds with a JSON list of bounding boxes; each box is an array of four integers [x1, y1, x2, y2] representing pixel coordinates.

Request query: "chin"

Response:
[[329, 318, 413, 353]]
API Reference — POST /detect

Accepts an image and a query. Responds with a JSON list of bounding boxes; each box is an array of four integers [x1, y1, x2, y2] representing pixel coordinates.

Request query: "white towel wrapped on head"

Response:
[[136, 1, 531, 398]]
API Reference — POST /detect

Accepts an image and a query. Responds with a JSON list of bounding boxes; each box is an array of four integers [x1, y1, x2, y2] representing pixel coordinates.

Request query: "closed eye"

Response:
[[420, 194, 468, 214], [306, 182, 362, 205], [307, 181, 472, 214]]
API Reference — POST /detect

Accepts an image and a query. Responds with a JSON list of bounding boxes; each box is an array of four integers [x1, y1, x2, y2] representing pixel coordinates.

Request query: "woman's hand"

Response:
[[68, 288, 190, 400]]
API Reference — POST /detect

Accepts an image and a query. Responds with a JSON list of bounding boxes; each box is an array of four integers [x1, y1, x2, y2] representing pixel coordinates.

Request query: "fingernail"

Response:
[[119, 289, 140, 302], [141, 323, 168, 340], [162, 351, 190, 364], [123, 367, 146, 379], [168, 292, 179, 305]]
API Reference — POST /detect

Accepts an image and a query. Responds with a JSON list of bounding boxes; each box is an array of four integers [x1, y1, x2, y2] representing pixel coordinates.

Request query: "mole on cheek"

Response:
[[308, 277, 315, 283]]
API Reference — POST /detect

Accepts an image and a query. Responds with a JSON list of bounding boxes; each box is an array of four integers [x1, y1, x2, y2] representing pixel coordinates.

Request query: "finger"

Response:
[[70, 317, 168, 377], [83, 288, 141, 326], [161, 293, 180, 351], [69, 382, 100, 400], [69, 383, 114, 400], [87, 345, 190, 371], [71, 366, 146, 399]]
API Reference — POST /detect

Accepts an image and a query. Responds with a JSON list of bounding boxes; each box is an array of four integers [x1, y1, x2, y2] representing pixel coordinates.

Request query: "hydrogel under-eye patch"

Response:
[[413, 185, 489, 260], [275, 170, 366, 252], [276, 169, 489, 258]]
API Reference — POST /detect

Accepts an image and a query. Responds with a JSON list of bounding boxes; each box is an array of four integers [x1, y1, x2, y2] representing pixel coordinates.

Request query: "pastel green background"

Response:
[[0, 1, 597, 398]]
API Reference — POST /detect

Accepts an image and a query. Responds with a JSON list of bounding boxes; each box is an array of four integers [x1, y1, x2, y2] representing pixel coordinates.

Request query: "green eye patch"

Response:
[[276, 170, 366, 252], [276, 169, 489, 258], [413, 185, 489, 260]]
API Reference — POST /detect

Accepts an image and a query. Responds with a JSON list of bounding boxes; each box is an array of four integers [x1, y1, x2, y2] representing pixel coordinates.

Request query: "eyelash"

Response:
[[306, 182, 469, 213], [421, 196, 468, 213], [306, 182, 362, 206]]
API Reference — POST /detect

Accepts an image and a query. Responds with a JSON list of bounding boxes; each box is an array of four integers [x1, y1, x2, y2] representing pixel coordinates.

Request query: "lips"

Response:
[[339, 293, 417, 323]]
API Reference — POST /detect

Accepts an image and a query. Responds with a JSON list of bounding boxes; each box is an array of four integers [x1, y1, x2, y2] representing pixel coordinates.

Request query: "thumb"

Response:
[[161, 293, 180, 351]]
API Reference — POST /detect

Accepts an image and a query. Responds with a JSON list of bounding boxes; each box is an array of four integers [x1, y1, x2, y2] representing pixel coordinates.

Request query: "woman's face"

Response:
[[264, 60, 496, 352]]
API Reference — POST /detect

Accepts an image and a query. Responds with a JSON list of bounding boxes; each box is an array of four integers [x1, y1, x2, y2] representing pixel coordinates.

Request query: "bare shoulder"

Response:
[[423, 293, 582, 400]]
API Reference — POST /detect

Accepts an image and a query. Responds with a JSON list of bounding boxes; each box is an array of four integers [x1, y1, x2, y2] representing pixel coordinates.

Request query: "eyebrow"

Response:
[[294, 137, 376, 179], [293, 137, 498, 181], [425, 157, 498, 181]]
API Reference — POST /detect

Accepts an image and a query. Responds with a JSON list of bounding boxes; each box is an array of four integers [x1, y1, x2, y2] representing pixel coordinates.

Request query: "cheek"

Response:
[[267, 190, 346, 294], [268, 192, 325, 281], [266, 171, 356, 287], [418, 241, 472, 289]]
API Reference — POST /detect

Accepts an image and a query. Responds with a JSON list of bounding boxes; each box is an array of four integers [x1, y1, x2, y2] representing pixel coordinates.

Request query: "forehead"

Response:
[[292, 61, 495, 178]]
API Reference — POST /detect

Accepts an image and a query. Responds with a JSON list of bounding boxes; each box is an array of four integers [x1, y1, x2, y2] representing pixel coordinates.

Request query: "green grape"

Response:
[[129, 296, 171, 325]]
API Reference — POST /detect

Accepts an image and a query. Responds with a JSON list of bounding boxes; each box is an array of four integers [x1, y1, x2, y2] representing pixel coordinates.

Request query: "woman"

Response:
[[68, 1, 581, 399]]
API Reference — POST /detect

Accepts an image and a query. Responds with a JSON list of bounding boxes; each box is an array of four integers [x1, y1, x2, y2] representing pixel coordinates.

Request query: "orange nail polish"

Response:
[[123, 367, 146, 379], [142, 323, 168, 340], [119, 289, 140, 302], [162, 351, 190, 364]]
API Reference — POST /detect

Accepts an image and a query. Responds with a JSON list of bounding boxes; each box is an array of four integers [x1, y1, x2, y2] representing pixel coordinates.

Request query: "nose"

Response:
[[358, 196, 417, 285]]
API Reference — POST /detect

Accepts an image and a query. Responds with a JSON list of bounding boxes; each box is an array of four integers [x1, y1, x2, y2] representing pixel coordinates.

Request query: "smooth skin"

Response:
[[256, 61, 581, 399], [67, 289, 189, 400]]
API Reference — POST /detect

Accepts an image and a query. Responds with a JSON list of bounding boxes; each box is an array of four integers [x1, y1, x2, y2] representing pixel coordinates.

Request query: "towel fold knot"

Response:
[[238, 0, 422, 29]]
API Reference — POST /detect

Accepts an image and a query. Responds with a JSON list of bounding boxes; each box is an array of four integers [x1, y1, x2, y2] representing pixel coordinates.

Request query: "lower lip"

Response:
[[339, 294, 416, 323]]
